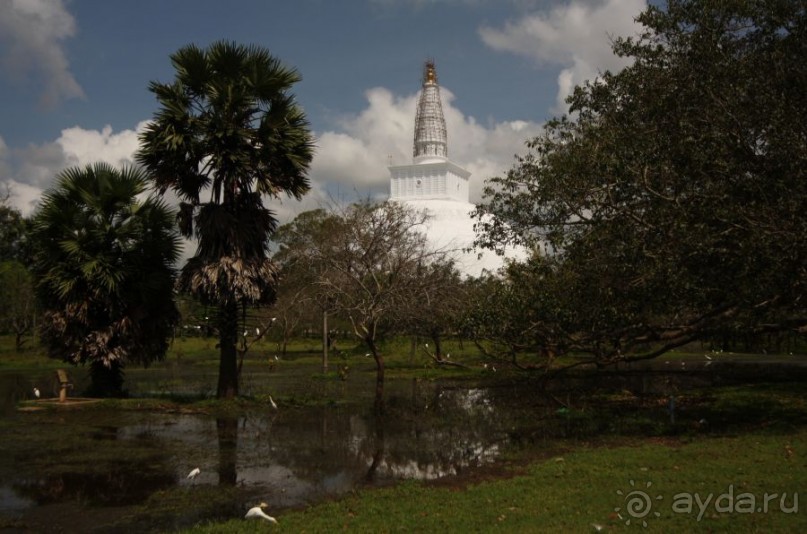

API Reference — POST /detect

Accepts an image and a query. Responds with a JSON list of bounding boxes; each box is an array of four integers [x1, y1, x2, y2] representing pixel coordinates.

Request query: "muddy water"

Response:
[[0, 360, 758, 533]]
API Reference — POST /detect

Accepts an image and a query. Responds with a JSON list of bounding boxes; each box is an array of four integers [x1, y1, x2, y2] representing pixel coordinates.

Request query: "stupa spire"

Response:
[[413, 60, 448, 163]]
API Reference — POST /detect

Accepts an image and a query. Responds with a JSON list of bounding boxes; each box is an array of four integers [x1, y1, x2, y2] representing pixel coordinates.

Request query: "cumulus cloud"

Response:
[[311, 85, 543, 204], [1, 122, 145, 215], [56, 122, 146, 169], [0, 0, 84, 107], [3, 78, 541, 219], [480, 0, 646, 113]]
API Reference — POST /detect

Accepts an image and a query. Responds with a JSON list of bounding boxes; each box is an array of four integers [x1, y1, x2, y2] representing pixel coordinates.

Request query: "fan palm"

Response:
[[31, 163, 180, 397], [137, 41, 314, 398]]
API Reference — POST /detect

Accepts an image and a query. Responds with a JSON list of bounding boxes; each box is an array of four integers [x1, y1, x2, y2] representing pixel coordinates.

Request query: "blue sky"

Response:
[[0, 0, 647, 218]]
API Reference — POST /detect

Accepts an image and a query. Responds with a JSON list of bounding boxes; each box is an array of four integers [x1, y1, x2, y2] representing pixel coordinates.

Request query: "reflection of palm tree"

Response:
[[137, 41, 314, 399], [217, 417, 239, 486]]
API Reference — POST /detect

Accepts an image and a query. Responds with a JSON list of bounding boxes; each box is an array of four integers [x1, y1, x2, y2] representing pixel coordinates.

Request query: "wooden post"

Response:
[[57, 369, 70, 402]]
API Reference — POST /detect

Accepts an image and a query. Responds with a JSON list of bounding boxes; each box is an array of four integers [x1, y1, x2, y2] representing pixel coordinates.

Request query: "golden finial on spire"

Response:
[[423, 59, 437, 84]]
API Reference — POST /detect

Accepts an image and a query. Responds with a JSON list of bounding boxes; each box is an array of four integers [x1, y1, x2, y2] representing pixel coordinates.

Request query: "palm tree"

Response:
[[137, 41, 314, 399], [31, 163, 180, 397]]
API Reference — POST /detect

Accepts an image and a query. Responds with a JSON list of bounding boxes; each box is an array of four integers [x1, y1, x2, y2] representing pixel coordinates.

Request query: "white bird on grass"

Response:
[[245, 502, 278, 523], [187, 467, 201, 480], [269, 395, 278, 410], [33, 387, 40, 399]]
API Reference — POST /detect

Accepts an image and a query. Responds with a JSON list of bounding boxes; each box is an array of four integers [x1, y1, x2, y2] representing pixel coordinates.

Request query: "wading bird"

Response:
[[33, 388, 40, 399], [245, 502, 277, 523], [187, 467, 200, 480]]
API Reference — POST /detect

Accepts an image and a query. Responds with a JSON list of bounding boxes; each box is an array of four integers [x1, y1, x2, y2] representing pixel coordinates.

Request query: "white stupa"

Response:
[[389, 61, 520, 277]]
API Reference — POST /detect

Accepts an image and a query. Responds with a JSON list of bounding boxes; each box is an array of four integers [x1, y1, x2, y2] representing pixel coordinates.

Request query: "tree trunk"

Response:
[[217, 300, 239, 399], [367, 337, 384, 413], [431, 331, 442, 361], [88, 359, 125, 398], [322, 309, 329, 373]]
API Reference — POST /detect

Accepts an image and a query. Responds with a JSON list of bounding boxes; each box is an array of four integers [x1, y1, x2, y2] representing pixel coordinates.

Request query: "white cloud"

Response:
[[310, 88, 414, 191], [1, 122, 145, 216], [479, 0, 646, 113], [311, 85, 543, 204], [57, 122, 147, 169], [3, 179, 43, 216], [3, 79, 540, 220], [0, 0, 84, 107]]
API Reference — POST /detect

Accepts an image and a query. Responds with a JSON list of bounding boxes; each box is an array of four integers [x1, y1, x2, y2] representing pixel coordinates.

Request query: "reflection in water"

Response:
[[11, 467, 176, 507], [364, 413, 385, 483], [217, 417, 238, 486], [1, 372, 718, 531]]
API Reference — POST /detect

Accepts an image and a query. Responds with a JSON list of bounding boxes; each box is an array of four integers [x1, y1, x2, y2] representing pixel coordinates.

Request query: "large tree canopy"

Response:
[[30, 163, 180, 396], [137, 41, 314, 398], [474, 0, 807, 365]]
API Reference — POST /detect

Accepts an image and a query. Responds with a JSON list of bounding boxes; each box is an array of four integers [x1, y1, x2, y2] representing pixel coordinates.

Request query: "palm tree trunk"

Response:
[[89, 359, 125, 398], [217, 300, 239, 399], [367, 337, 384, 413]]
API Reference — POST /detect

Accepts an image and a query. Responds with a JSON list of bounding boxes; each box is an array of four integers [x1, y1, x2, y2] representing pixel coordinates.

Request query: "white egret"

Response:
[[187, 467, 201, 480], [245, 502, 277, 523], [33, 387, 40, 399], [269, 395, 278, 410]]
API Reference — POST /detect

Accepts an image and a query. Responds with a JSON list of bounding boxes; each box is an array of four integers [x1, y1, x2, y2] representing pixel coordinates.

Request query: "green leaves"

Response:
[[137, 41, 314, 307], [30, 163, 180, 376], [474, 0, 807, 364]]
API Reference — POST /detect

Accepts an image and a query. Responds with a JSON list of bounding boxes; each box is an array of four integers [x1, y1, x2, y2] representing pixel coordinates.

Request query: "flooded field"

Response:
[[2, 353, 805, 532]]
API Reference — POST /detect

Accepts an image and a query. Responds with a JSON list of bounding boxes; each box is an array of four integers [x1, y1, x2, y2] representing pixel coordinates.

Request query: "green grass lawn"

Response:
[[183, 429, 807, 533]]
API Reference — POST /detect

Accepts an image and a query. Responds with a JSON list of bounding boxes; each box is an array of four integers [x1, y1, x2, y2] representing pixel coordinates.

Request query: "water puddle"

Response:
[[0, 362, 783, 531]]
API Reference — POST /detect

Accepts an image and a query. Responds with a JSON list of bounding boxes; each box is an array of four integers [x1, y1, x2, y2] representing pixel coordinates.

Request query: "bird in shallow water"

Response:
[[33, 387, 40, 399], [187, 467, 200, 480], [245, 502, 278, 523]]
